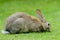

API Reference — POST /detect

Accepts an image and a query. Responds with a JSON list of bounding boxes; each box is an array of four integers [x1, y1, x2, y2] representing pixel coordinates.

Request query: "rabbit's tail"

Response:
[[1, 30, 10, 34]]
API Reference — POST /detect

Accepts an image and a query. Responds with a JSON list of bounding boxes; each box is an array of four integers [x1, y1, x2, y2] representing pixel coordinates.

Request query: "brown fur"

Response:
[[2, 9, 50, 34]]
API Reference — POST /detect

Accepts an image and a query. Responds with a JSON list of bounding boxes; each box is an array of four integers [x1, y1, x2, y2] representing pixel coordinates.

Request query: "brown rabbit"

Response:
[[2, 9, 50, 34]]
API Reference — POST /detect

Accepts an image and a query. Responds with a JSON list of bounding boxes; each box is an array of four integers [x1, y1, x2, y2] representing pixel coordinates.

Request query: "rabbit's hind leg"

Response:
[[9, 18, 25, 34]]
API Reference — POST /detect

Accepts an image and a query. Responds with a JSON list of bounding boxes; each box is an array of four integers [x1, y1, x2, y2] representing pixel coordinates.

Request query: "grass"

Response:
[[0, 0, 60, 40]]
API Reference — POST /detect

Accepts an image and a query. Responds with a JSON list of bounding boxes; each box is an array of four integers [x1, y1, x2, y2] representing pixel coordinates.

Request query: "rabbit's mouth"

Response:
[[41, 27, 51, 32], [42, 29, 51, 32]]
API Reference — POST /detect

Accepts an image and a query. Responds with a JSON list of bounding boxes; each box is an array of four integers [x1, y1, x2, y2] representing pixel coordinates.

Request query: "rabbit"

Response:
[[2, 9, 50, 34]]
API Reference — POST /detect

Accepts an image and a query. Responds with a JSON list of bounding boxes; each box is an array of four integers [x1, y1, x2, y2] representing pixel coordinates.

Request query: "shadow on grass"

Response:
[[8, 31, 51, 35], [0, 0, 26, 3]]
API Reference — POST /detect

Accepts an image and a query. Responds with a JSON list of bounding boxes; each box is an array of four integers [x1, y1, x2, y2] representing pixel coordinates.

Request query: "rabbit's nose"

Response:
[[47, 27, 51, 32]]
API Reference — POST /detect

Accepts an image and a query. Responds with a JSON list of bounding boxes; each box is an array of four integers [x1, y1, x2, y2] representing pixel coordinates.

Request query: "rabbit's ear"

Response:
[[36, 9, 46, 22]]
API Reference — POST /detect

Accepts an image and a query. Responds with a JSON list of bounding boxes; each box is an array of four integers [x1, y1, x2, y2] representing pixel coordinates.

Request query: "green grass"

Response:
[[0, 0, 60, 40]]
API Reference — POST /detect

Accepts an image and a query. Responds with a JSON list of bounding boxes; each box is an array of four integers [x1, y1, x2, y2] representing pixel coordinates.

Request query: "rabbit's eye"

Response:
[[48, 24, 50, 26]]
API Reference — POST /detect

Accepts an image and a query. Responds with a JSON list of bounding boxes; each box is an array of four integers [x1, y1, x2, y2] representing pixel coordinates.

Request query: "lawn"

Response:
[[0, 0, 60, 40]]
